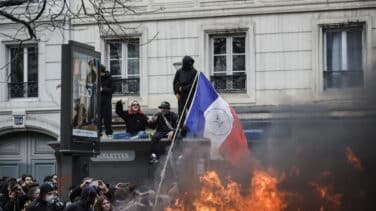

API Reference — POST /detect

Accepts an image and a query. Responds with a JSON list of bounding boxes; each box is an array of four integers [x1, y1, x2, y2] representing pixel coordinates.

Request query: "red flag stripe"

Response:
[[219, 107, 251, 166]]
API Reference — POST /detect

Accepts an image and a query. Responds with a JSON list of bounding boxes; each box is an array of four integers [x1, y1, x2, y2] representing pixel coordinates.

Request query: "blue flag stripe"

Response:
[[185, 72, 219, 137]]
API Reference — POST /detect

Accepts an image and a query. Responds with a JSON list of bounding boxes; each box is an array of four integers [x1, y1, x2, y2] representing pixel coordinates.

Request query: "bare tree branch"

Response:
[[0, 0, 161, 72], [0, 0, 27, 8]]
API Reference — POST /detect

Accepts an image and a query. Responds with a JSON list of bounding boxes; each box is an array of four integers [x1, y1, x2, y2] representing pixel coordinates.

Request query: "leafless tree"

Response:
[[0, 0, 156, 41], [0, 0, 159, 72]]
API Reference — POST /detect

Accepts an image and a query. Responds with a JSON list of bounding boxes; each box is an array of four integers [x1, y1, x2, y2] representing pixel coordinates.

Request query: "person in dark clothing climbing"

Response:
[[98, 65, 113, 139], [65, 187, 97, 211], [115, 100, 148, 139], [173, 56, 198, 126], [148, 101, 178, 163]]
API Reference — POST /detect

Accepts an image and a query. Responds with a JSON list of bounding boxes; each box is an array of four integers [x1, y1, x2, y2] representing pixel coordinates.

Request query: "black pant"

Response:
[[150, 131, 169, 157], [178, 94, 194, 127], [99, 103, 113, 136]]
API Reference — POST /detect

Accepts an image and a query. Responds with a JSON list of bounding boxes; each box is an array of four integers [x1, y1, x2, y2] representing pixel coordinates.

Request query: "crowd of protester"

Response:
[[0, 174, 64, 211], [0, 175, 175, 211]]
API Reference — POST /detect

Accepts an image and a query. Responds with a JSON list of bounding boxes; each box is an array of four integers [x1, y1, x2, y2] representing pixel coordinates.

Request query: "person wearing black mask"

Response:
[[173, 56, 198, 127], [26, 183, 54, 211], [98, 64, 113, 139], [65, 187, 97, 211]]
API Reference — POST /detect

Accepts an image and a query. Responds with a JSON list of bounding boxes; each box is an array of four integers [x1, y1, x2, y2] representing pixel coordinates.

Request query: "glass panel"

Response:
[[325, 31, 342, 71], [10, 47, 24, 83], [347, 30, 362, 72], [109, 43, 121, 59], [27, 47, 38, 97], [324, 71, 363, 89], [214, 56, 226, 72], [128, 59, 139, 75], [110, 60, 121, 76], [233, 37, 245, 53], [27, 47, 38, 82], [324, 26, 363, 89], [211, 75, 246, 93], [233, 55, 245, 71], [128, 39, 140, 58], [213, 38, 226, 54]]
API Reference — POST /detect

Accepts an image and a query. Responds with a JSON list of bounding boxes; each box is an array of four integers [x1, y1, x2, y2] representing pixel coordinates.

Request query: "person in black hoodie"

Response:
[[65, 187, 96, 211], [115, 100, 148, 139], [98, 65, 113, 139], [173, 56, 198, 125], [148, 101, 178, 163]]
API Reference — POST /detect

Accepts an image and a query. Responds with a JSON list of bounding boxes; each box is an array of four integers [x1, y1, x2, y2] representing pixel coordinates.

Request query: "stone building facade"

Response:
[[0, 0, 375, 181]]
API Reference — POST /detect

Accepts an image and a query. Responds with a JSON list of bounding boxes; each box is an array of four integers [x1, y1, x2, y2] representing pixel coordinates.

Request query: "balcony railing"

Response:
[[112, 77, 140, 96], [210, 74, 246, 93], [324, 70, 363, 89], [8, 81, 38, 98]]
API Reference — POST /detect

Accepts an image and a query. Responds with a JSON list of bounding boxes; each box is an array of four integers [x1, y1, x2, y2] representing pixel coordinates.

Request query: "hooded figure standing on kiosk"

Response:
[[173, 56, 198, 127]]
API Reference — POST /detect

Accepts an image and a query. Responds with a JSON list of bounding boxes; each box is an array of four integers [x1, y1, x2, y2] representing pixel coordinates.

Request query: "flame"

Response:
[[166, 170, 287, 211], [345, 147, 363, 171], [310, 182, 343, 208], [246, 170, 287, 211], [165, 199, 185, 211]]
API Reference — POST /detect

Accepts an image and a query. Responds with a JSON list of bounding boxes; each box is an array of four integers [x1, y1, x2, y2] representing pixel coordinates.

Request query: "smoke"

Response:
[[160, 70, 376, 211], [154, 62, 376, 210], [249, 64, 376, 210]]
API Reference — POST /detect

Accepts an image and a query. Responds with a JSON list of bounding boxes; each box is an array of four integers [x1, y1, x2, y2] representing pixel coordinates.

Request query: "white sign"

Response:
[[91, 151, 136, 162], [73, 129, 98, 138]]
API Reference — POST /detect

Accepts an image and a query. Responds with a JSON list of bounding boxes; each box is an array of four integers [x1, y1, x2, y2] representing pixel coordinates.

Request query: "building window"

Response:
[[323, 24, 363, 89], [8, 45, 38, 98], [107, 38, 140, 96], [210, 35, 246, 93]]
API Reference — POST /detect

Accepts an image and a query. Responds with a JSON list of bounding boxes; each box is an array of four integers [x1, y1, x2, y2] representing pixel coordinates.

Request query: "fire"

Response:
[[193, 171, 246, 211], [166, 170, 287, 211], [345, 147, 363, 171], [247, 170, 287, 211], [165, 199, 185, 211], [310, 182, 343, 209]]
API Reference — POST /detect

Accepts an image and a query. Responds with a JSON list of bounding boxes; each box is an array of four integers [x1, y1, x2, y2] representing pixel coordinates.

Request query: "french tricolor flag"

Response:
[[185, 72, 250, 166]]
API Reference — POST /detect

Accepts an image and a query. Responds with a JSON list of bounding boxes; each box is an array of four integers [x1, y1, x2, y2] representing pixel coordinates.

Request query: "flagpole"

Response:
[[153, 72, 199, 210]]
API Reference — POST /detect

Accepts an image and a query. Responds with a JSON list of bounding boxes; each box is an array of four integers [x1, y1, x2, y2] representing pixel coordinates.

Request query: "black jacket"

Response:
[[149, 111, 178, 133], [69, 186, 114, 203], [0, 194, 7, 210], [65, 187, 96, 211], [115, 101, 148, 134], [26, 198, 51, 211], [173, 56, 198, 98], [100, 71, 113, 104], [3, 194, 27, 211], [63, 201, 91, 211]]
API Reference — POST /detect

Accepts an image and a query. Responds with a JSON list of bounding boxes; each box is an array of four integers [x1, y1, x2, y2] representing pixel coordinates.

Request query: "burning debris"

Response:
[[309, 182, 343, 209], [166, 170, 286, 211], [345, 147, 363, 171]]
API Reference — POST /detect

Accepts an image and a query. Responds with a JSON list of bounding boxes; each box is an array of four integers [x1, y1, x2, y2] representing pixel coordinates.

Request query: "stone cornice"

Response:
[[71, 1, 376, 25]]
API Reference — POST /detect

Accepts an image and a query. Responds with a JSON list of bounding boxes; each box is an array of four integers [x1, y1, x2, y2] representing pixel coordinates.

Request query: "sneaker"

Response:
[[130, 135, 138, 140]]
